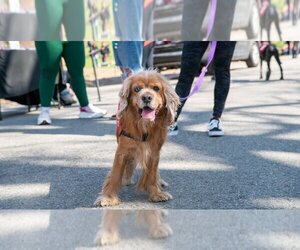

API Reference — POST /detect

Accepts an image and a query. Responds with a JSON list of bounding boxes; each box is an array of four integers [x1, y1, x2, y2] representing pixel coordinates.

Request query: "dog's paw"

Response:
[[159, 179, 169, 189], [280, 77, 284, 80], [149, 192, 173, 202], [122, 177, 134, 186], [149, 224, 173, 239], [94, 231, 120, 246], [93, 195, 120, 207]]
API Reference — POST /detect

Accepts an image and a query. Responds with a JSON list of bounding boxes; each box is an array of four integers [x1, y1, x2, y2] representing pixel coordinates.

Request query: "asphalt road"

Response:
[[231, 20, 300, 41], [1, 54, 300, 250], [0, 56, 299, 210]]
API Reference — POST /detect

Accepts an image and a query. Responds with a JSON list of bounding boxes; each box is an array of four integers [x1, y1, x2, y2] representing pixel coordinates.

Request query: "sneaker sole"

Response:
[[208, 131, 224, 137], [168, 130, 179, 136], [79, 112, 107, 119], [37, 120, 51, 125]]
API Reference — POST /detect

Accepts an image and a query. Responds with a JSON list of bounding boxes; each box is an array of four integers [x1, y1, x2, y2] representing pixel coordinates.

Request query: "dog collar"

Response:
[[120, 130, 149, 142]]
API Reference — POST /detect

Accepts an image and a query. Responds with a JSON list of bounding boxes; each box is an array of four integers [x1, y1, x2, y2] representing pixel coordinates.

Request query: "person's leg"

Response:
[[181, 0, 209, 40], [35, 41, 63, 107], [212, 41, 236, 119], [63, 0, 85, 41], [35, 0, 64, 40], [62, 41, 107, 118], [113, 0, 143, 40], [62, 41, 89, 107], [114, 41, 143, 79], [175, 41, 209, 121], [35, 41, 63, 125], [212, 0, 237, 40]]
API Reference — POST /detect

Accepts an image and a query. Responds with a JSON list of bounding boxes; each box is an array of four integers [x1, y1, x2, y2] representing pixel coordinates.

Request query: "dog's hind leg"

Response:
[[266, 55, 271, 81], [274, 9, 283, 40], [122, 157, 136, 186], [274, 51, 284, 80], [260, 59, 263, 79], [158, 177, 169, 189]]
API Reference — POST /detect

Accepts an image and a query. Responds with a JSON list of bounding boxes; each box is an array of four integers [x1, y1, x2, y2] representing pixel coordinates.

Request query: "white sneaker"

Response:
[[208, 118, 224, 137], [37, 107, 52, 125], [79, 104, 107, 119]]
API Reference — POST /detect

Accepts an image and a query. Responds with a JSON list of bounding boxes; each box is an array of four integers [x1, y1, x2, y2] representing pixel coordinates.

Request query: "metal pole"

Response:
[[91, 52, 101, 101]]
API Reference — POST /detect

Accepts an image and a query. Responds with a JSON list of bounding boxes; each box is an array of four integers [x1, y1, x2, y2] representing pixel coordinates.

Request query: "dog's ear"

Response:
[[118, 76, 132, 117], [161, 77, 180, 125]]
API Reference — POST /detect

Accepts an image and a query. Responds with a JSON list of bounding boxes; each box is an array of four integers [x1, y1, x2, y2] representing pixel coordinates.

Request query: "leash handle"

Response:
[[204, 0, 218, 41], [180, 41, 217, 101]]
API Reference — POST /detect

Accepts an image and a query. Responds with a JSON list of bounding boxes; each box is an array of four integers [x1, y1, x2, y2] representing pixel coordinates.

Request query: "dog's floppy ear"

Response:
[[118, 76, 132, 117], [161, 76, 180, 125]]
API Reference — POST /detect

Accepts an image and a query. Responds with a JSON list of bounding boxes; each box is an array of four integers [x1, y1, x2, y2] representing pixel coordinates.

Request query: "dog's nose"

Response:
[[142, 94, 152, 104]]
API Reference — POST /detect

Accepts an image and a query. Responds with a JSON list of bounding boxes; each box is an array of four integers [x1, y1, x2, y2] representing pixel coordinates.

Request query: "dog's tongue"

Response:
[[141, 108, 156, 120]]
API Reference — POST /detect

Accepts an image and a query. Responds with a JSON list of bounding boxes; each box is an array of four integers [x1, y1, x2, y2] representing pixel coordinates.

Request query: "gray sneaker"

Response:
[[208, 118, 224, 137]]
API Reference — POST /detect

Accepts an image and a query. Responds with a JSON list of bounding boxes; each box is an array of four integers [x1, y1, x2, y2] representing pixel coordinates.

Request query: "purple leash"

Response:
[[204, 0, 218, 41], [180, 41, 217, 101], [180, 0, 218, 101]]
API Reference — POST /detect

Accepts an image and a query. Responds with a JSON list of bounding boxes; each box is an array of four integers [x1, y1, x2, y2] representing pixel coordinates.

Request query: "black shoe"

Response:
[[208, 118, 224, 137]]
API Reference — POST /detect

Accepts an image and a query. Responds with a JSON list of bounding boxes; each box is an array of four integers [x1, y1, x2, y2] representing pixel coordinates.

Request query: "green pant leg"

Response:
[[35, 41, 63, 107], [62, 42, 89, 107], [63, 0, 86, 41], [35, 0, 64, 40]]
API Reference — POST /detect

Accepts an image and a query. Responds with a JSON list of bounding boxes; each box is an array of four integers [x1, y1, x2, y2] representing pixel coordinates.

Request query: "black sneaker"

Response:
[[168, 122, 178, 136], [208, 118, 224, 137]]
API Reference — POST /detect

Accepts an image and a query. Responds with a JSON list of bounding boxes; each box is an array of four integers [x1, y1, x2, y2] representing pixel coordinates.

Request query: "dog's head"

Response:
[[118, 71, 180, 124]]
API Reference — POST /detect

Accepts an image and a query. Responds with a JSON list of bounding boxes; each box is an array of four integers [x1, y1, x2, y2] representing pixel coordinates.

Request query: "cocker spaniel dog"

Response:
[[94, 70, 180, 207]]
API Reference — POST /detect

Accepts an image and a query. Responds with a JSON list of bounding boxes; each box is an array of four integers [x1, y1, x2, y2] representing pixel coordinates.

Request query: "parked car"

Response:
[[153, 0, 260, 40], [153, 41, 260, 71]]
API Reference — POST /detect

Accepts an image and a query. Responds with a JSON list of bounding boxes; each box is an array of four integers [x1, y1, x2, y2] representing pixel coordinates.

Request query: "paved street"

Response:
[[1, 55, 300, 250], [231, 20, 300, 41], [0, 56, 300, 210]]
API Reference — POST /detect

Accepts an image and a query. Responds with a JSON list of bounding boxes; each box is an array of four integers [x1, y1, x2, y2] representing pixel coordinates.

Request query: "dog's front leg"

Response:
[[94, 149, 127, 207], [145, 155, 172, 203]]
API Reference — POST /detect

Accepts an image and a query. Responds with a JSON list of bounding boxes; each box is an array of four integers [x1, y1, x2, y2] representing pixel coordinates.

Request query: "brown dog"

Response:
[[94, 71, 180, 207]]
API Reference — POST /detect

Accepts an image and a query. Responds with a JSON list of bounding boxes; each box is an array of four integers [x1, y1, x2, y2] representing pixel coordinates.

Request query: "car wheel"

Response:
[[246, 4, 260, 39], [246, 43, 259, 68]]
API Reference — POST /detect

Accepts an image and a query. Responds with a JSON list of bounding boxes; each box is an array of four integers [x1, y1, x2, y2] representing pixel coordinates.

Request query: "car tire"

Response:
[[246, 43, 259, 68], [246, 4, 260, 39]]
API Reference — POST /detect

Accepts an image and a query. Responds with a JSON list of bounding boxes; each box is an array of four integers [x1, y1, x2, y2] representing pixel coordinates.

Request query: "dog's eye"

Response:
[[153, 86, 160, 92], [134, 87, 141, 93]]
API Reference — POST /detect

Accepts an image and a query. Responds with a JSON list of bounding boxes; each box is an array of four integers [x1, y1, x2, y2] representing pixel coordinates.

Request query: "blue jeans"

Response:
[[112, 41, 143, 79], [112, 0, 143, 40]]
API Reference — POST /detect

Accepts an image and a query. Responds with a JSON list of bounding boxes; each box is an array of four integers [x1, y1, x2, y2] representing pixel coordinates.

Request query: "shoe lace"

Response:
[[209, 119, 219, 129]]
